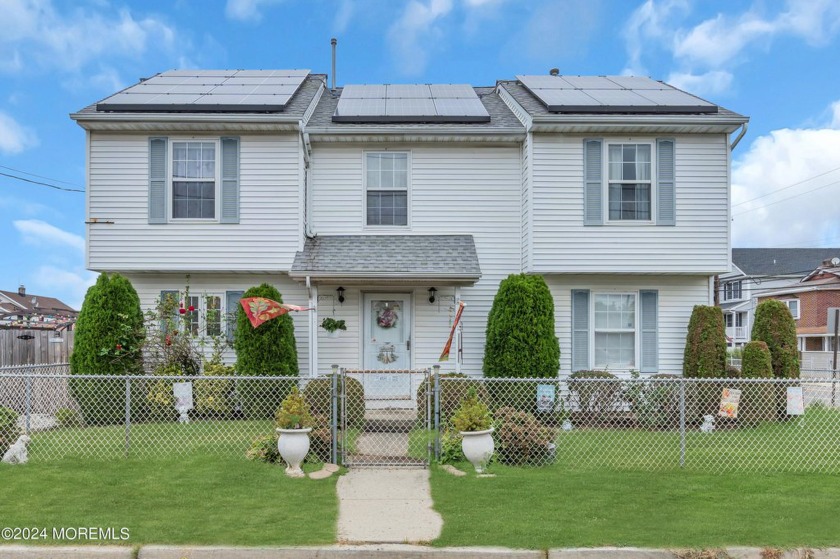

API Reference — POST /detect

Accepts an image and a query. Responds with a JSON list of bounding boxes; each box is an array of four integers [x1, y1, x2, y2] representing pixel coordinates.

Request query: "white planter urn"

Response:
[[276, 428, 312, 478], [460, 428, 494, 473]]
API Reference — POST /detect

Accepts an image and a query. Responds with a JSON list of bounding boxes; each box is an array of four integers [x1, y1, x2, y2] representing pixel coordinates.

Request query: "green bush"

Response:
[[234, 284, 299, 419], [146, 364, 180, 422], [738, 341, 777, 425], [483, 274, 559, 378], [70, 273, 146, 425], [751, 300, 800, 379], [0, 406, 19, 456], [245, 433, 279, 463], [625, 373, 680, 429], [567, 370, 621, 425], [493, 407, 556, 466], [304, 375, 364, 429], [438, 429, 465, 464], [451, 388, 492, 432], [55, 408, 82, 429], [419, 373, 489, 424], [308, 414, 332, 463], [683, 305, 726, 378], [194, 361, 235, 419]]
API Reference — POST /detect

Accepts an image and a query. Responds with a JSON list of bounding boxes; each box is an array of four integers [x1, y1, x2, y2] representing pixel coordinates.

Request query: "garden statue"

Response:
[[2, 435, 31, 465], [700, 414, 715, 433]]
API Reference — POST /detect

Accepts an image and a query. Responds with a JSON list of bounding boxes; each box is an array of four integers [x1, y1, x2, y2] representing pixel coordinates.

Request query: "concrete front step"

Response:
[[364, 409, 422, 433]]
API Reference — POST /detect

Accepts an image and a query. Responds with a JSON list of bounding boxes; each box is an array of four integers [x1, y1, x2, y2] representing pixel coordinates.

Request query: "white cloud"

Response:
[[666, 70, 733, 97], [32, 265, 97, 311], [831, 100, 840, 129], [732, 116, 840, 248], [225, 0, 284, 22], [387, 0, 454, 76], [333, 0, 356, 34], [13, 219, 85, 252], [0, 0, 179, 74], [0, 112, 38, 154], [623, 0, 840, 93]]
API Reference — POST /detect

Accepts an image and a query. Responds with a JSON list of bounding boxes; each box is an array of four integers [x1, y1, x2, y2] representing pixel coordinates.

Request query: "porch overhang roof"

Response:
[[290, 234, 482, 285]]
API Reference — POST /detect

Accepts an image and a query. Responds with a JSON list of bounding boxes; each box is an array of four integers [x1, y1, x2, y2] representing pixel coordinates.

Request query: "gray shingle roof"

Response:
[[732, 248, 840, 277], [290, 235, 482, 282], [306, 86, 524, 132]]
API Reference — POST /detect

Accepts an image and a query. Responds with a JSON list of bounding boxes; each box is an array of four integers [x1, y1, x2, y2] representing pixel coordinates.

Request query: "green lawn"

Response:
[[0, 453, 338, 546], [430, 466, 840, 549]]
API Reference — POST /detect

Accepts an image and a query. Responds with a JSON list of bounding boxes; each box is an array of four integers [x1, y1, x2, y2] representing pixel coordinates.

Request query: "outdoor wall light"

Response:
[[428, 287, 437, 304], [336, 286, 345, 304]]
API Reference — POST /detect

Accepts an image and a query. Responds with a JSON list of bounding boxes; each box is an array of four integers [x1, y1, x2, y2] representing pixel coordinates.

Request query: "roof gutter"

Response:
[[729, 121, 748, 151]]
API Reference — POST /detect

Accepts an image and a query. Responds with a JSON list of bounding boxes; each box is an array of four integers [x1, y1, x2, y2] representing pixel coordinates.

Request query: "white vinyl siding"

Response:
[[530, 134, 729, 274], [310, 143, 522, 374], [550, 275, 710, 376], [87, 133, 301, 272], [127, 273, 309, 371]]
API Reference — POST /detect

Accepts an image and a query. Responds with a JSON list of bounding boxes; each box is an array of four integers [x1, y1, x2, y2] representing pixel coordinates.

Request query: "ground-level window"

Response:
[[159, 291, 227, 338], [593, 293, 636, 369]]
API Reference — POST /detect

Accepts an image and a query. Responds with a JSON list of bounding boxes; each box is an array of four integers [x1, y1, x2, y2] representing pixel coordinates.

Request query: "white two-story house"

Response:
[[71, 69, 748, 384]]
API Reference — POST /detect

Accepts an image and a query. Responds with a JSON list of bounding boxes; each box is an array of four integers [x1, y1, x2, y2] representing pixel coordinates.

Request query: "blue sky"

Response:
[[2, 0, 840, 309]]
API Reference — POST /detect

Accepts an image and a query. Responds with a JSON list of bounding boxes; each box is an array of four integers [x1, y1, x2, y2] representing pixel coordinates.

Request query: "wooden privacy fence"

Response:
[[0, 329, 74, 367]]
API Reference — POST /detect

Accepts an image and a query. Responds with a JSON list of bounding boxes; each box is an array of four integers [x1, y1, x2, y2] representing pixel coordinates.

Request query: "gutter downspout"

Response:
[[307, 276, 318, 377], [302, 131, 315, 238], [729, 122, 748, 151]]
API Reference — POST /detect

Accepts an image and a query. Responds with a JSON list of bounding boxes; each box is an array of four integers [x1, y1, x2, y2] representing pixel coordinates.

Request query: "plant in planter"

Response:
[[451, 387, 494, 473], [320, 317, 347, 338], [275, 387, 314, 478]]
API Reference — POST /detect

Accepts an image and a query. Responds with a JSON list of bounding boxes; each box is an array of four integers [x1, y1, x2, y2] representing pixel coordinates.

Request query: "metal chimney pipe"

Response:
[[331, 38, 337, 90]]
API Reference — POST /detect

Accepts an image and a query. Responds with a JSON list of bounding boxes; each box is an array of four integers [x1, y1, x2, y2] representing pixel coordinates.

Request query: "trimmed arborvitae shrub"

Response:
[[70, 273, 145, 425], [234, 283, 299, 419], [483, 274, 560, 378], [683, 305, 726, 378], [751, 299, 800, 379], [739, 341, 776, 425]]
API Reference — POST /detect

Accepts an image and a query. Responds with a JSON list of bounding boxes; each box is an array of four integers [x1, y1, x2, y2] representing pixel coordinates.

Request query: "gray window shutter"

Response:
[[220, 137, 240, 224], [571, 289, 590, 372], [226, 290, 244, 341], [639, 290, 658, 373], [656, 139, 675, 226], [583, 139, 603, 226], [149, 137, 168, 224], [160, 290, 179, 333]]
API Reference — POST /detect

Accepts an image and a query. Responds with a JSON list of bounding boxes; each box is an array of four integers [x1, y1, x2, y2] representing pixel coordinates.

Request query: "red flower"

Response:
[[188, 305, 195, 312], [179, 307, 186, 314], [165, 335, 171, 346], [116, 344, 122, 351]]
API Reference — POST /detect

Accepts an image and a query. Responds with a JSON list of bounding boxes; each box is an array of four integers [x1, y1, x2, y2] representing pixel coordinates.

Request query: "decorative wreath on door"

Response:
[[376, 306, 399, 329]]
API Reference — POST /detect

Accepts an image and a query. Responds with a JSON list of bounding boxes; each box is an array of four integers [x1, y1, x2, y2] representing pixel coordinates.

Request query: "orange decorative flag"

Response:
[[240, 297, 314, 329], [439, 301, 466, 362]]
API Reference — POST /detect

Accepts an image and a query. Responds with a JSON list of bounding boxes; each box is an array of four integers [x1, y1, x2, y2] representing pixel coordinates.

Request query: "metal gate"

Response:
[[339, 368, 432, 467]]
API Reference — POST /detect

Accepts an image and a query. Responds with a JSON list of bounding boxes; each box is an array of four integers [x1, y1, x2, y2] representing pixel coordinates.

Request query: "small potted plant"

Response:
[[320, 317, 346, 338], [275, 387, 314, 478], [451, 387, 494, 473]]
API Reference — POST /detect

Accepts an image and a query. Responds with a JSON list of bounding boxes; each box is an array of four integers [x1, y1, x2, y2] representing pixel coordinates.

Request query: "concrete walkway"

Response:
[[336, 469, 443, 543]]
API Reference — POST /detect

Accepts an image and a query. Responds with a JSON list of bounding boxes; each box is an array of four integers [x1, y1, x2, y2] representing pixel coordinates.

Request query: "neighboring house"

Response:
[[71, 69, 748, 381], [719, 248, 840, 347], [756, 258, 840, 355], [0, 285, 78, 330]]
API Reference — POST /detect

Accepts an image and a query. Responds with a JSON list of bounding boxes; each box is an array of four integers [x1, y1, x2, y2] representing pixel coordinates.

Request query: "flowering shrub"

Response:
[[493, 407, 555, 466], [246, 433, 279, 463]]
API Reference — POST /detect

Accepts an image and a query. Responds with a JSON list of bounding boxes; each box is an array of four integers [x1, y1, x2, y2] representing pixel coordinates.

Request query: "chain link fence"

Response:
[[2, 365, 839, 473], [437, 372, 840, 473]]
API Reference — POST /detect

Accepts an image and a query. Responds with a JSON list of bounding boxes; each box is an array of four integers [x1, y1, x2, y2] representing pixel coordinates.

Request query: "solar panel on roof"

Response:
[[96, 69, 311, 113], [516, 74, 718, 114], [332, 83, 490, 123]]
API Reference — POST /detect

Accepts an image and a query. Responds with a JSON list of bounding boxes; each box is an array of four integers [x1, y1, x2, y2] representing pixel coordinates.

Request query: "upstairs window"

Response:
[[172, 141, 218, 220], [608, 144, 652, 221], [724, 280, 743, 301], [782, 299, 800, 319], [366, 152, 408, 226]]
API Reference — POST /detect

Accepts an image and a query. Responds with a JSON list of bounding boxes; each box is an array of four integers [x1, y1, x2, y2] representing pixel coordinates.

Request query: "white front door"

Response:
[[363, 293, 411, 371]]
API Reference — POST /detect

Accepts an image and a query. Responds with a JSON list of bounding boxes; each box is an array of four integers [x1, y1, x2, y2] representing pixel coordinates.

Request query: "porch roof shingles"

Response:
[[290, 235, 482, 283]]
